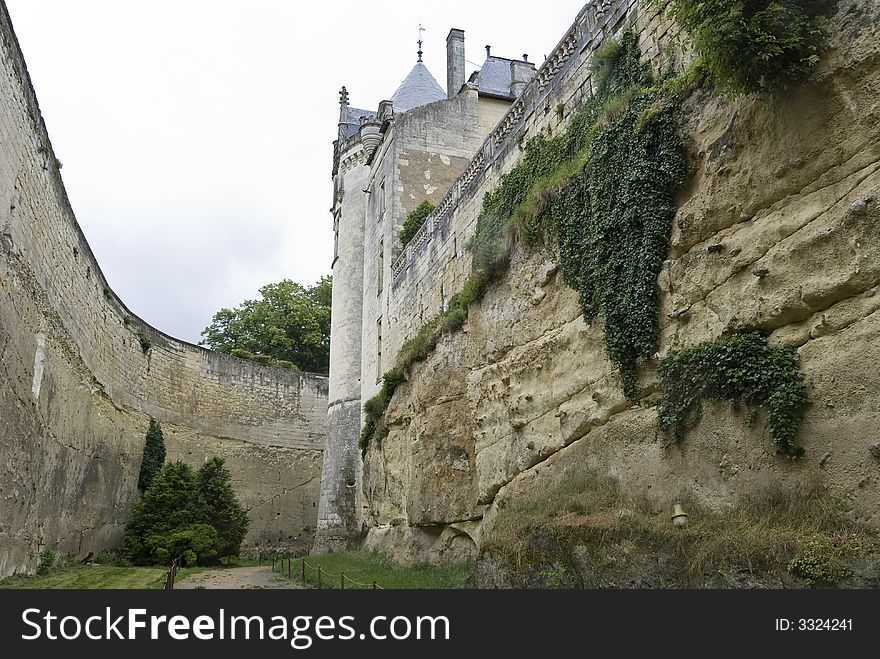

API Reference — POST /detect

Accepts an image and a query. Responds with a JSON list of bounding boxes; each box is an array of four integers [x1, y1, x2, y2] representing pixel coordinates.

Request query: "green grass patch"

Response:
[[0, 565, 169, 589], [274, 551, 472, 589]]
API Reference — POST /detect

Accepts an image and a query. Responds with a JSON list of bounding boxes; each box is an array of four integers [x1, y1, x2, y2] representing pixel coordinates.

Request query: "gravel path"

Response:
[[175, 566, 305, 589]]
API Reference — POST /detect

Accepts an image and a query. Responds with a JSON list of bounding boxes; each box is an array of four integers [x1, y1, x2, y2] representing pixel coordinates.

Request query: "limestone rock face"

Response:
[[361, 0, 880, 564]]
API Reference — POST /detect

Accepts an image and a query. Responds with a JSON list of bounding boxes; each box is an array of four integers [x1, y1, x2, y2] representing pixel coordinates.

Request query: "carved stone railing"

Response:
[[390, 0, 629, 286]]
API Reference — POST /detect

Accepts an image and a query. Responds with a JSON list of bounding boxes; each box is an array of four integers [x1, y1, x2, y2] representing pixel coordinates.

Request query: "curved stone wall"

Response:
[[0, 2, 326, 577]]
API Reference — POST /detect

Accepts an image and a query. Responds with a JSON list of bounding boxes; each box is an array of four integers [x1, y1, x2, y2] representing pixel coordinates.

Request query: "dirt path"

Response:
[[175, 566, 306, 589]]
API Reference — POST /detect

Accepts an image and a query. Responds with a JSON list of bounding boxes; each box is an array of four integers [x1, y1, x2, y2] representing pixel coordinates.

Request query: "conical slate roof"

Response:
[[391, 62, 445, 113]]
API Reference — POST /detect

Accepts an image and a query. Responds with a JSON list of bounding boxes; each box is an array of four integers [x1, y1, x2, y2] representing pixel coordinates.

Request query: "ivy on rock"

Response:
[[657, 332, 809, 457]]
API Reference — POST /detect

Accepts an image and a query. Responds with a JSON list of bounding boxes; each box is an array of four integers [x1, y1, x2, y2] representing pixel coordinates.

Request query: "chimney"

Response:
[[446, 28, 465, 99], [509, 60, 537, 98]]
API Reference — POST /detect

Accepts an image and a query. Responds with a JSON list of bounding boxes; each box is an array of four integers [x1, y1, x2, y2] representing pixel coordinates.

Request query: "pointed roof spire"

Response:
[[391, 63, 445, 112]]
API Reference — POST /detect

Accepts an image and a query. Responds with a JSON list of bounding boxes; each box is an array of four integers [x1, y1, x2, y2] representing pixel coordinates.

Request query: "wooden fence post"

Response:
[[317, 567, 322, 589], [340, 573, 344, 590], [301, 559, 305, 583], [288, 557, 291, 579]]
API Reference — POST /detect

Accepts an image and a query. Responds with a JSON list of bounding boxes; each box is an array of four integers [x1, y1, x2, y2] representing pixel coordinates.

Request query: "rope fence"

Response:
[[271, 555, 383, 590]]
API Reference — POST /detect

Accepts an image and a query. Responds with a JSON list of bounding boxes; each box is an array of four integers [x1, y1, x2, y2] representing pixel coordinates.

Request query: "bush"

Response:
[[123, 459, 249, 565], [36, 548, 55, 575], [147, 524, 221, 567], [658, 0, 831, 95], [196, 458, 249, 558], [399, 201, 436, 247], [137, 419, 166, 492], [787, 533, 858, 585]]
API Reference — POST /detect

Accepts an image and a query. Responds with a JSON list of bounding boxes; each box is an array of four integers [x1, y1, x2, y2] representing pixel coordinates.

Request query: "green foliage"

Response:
[[558, 91, 687, 397], [283, 551, 473, 589], [787, 533, 866, 586], [196, 457, 249, 558], [136, 328, 151, 354], [137, 419, 166, 492], [123, 459, 249, 565], [148, 524, 220, 567], [359, 368, 406, 453], [398, 201, 436, 247], [657, 0, 832, 95], [361, 30, 689, 448], [200, 276, 332, 374], [590, 30, 653, 100], [36, 548, 55, 576], [658, 332, 809, 457]]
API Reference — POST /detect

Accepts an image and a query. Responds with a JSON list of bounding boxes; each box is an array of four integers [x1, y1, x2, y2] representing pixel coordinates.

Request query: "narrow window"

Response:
[[377, 240, 384, 295], [378, 179, 386, 222], [376, 318, 383, 383]]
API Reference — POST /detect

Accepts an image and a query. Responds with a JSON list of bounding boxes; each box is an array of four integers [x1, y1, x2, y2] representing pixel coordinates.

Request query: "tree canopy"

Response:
[[200, 276, 331, 374]]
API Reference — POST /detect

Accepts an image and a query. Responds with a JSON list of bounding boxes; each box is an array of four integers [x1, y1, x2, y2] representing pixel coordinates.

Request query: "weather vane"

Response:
[[417, 23, 425, 62]]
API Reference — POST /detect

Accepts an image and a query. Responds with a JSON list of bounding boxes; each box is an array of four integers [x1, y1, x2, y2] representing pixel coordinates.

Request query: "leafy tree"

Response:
[[399, 201, 435, 247], [200, 276, 331, 374], [195, 458, 249, 558], [137, 419, 166, 492]]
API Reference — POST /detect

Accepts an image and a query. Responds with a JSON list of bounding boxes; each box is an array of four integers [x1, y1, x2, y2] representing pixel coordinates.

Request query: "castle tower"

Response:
[[316, 32, 535, 552], [313, 87, 372, 552]]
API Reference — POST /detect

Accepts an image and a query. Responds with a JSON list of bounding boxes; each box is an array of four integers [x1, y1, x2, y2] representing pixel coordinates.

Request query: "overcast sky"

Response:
[[6, 0, 586, 343]]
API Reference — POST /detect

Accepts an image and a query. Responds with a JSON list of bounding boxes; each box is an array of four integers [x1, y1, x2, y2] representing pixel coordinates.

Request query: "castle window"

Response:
[[377, 240, 384, 295], [333, 213, 340, 264], [378, 179, 386, 222], [376, 318, 383, 383]]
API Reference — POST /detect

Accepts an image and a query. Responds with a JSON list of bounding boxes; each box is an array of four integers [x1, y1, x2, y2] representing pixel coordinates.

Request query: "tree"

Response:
[[199, 276, 332, 374], [124, 461, 200, 564], [399, 201, 435, 247], [195, 458, 249, 558], [137, 419, 166, 492], [123, 459, 251, 565]]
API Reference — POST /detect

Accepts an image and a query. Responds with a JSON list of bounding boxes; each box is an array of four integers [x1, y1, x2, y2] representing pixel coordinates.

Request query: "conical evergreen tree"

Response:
[[196, 458, 249, 558], [137, 419, 166, 492], [124, 461, 199, 564]]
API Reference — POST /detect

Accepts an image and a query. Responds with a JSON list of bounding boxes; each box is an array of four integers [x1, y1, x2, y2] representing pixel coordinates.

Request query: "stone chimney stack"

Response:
[[509, 59, 537, 98], [446, 28, 465, 99]]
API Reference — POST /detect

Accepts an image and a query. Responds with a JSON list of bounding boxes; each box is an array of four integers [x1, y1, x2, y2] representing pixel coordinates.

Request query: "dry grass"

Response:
[[485, 468, 877, 586]]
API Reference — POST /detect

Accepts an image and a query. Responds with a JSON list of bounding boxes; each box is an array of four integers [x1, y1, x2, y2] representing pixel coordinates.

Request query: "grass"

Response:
[[0, 555, 263, 589], [0, 565, 169, 589], [273, 551, 473, 589], [485, 468, 878, 586]]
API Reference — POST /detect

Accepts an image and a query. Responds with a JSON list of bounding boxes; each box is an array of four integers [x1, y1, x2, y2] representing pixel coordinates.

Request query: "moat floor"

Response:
[[174, 566, 304, 589]]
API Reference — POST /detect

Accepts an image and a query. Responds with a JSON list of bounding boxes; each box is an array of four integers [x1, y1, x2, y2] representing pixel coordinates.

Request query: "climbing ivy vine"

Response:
[[360, 30, 689, 451], [657, 332, 809, 458], [473, 29, 687, 399]]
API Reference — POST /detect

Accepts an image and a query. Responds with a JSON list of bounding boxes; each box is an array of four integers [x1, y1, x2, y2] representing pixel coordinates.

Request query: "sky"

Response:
[[5, 0, 586, 344]]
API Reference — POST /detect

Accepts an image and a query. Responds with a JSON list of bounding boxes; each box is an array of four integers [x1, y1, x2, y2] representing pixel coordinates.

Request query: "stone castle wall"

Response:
[[0, 2, 326, 577]]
